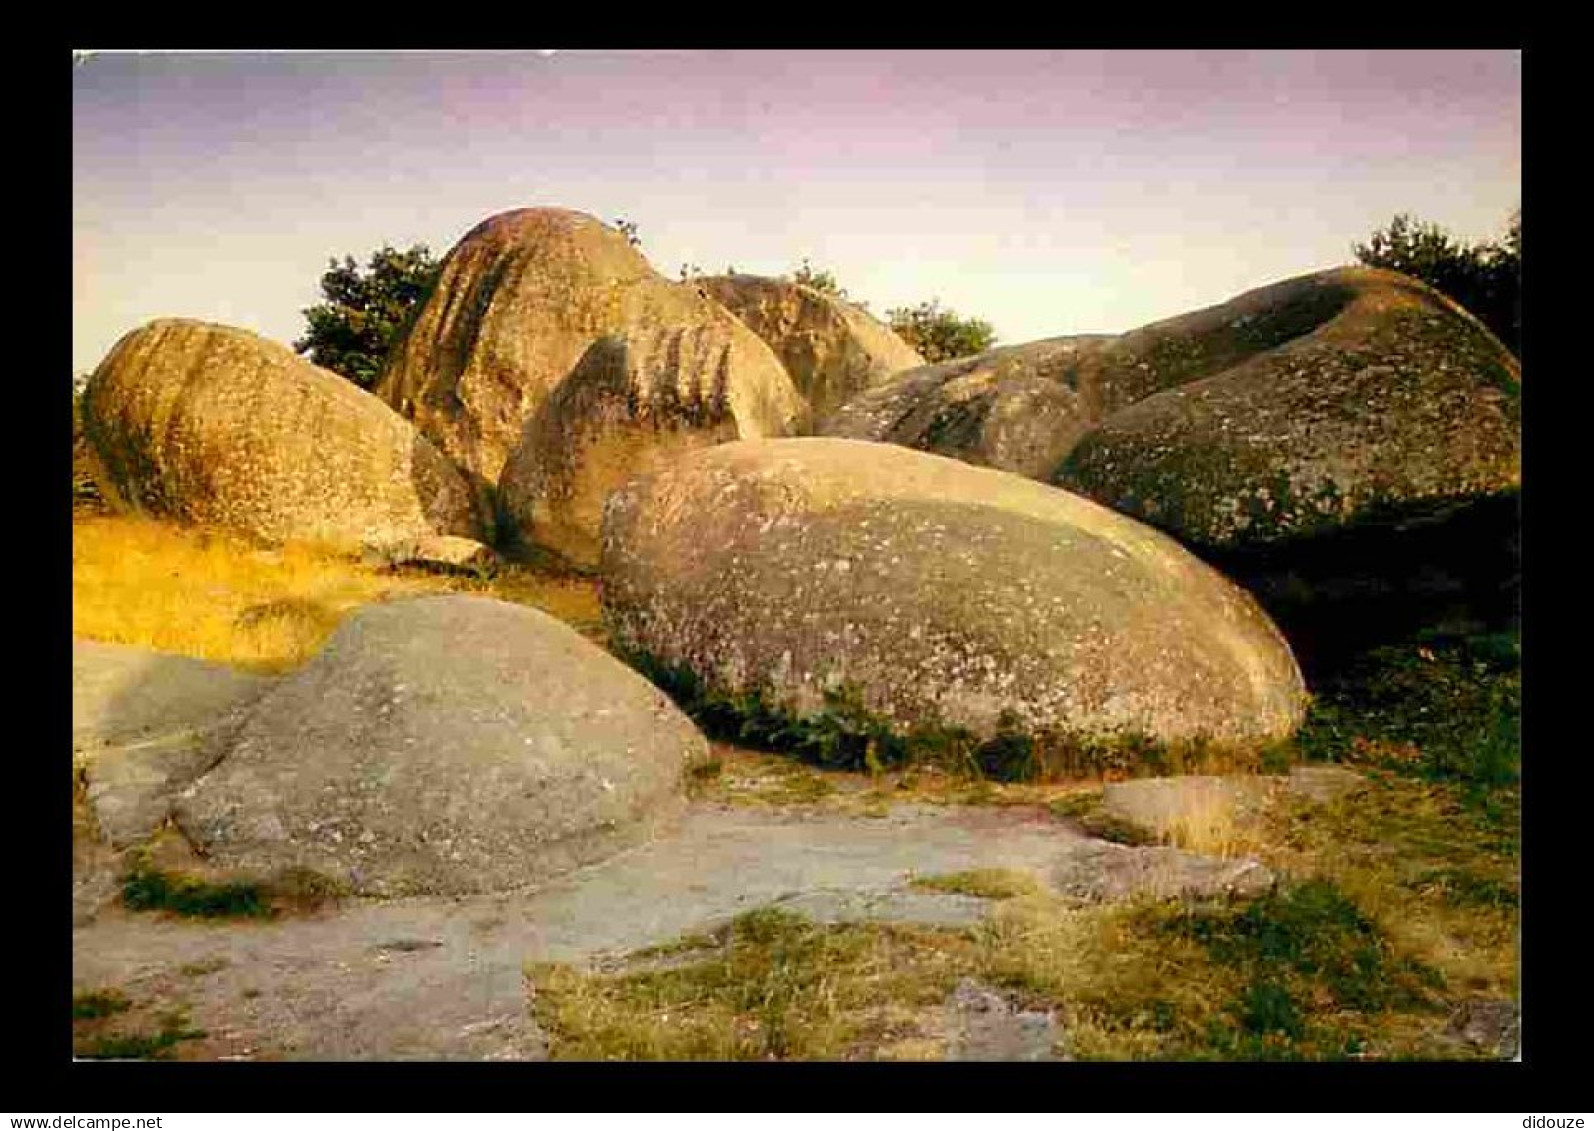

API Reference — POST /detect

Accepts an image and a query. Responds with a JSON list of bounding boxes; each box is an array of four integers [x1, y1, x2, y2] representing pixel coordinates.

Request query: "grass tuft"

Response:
[[909, 868, 1045, 901], [72, 988, 131, 1020]]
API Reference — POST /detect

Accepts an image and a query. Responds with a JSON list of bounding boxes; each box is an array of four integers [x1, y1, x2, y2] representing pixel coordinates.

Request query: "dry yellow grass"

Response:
[[72, 512, 603, 672], [1159, 786, 1271, 859]]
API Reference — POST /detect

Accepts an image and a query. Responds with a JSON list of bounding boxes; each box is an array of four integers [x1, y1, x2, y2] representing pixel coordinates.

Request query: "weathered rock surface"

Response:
[[175, 595, 708, 897], [942, 978, 1063, 1061], [363, 534, 498, 574], [80, 320, 484, 549], [73, 798, 1282, 1059], [73, 640, 278, 851], [72, 395, 108, 510], [1053, 268, 1521, 665], [498, 327, 756, 568], [817, 335, 1116, 478], [374, 209, 809, 502], [1050, 840, 1275, 903], [1054, 267, 1520, 550], [602, 438, 1306, 751], [699, 273, 925, 420]]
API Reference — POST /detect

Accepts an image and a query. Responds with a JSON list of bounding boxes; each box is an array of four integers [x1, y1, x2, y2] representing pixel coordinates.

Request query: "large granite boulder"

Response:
[[1053, 268, 1521, 663], [817, 335, 1116, 478], [80, 320, 484, 550], [174, 595, 707, 897], [498, 328, 751, 568], [601, 438, 1306, 755], [374, 209, 809, 509], [699, 273, 925, 420]]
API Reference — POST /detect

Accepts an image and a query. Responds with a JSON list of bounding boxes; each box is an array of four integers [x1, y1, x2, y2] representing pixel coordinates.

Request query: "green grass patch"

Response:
[[1294, 625, 1520, 800], [72, 988, 131, 1020], [122, 865, 272, 919], [74, 1006, 207, 1060], [120, 857, 349, 920], [910, 868, 1044, 901]]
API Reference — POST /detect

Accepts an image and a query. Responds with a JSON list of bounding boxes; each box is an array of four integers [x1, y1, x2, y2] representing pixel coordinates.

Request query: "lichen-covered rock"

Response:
[[1053, 267, 1521, 550], [175, 595, 708, 898], [699, 273, 925, 420], [601, 438, 1306, 753], [497, 328, 750, 568], [375, 209, 809, 502], [1051, 268, 1521, 664], [80, 320, 484, 549], [816, 335, 1115, 478]]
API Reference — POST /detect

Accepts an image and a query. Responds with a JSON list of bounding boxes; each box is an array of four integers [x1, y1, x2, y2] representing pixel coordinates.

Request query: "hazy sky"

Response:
[[72, 49, 1521, 377]]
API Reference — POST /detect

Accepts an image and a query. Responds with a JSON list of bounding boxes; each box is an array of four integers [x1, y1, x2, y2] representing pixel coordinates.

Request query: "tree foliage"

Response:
[[886, 298, 997, 363], [1353, 211, 1519, 356], [294, 244, 439, 389], [788, 257, 853, 302]]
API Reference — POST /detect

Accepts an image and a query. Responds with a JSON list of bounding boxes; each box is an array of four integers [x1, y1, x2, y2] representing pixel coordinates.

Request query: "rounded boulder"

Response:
[[818, 335, 1116, 478], [498, 328, 754, 568], [700, 273, 925, 420], [375, 209, 809, 499], [601, 438, 1306, 754], [80, 320, 484, 549], [1054, 267, 1521, 550], [175, 595, 708, 897]]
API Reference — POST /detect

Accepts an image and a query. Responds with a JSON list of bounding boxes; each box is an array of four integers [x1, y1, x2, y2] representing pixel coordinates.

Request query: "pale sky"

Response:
[[72, 49, 1521, 378]]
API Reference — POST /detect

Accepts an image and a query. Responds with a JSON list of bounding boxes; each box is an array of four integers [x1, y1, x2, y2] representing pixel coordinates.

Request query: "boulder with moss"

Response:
[[699, 273, 925, 420], [601, 438, 1306, 762], [1053, 267, 1521, 660], [374, 209, 809, 511], [498, 327, 763, 568], [817, 335, 1116, 478], [80, 319, 484, 550], [174, 595, 708, 898]]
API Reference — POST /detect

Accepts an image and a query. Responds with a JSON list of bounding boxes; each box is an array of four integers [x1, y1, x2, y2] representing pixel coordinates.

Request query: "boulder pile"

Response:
[[374, 209, 809, 512]]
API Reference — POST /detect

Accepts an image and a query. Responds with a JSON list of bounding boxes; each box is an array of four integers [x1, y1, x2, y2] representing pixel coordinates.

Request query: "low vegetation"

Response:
[[72, 989, 207, 1060], [531, 620, 1519, 1061], [71, 512, 604, 672], [71, 507, 1518, 1061], [119, 851, 349, 920]]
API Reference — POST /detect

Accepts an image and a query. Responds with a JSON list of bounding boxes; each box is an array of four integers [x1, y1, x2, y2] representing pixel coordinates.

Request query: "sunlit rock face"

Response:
[[601, 437, 1307, 756], [374, 208, 808, 520], [81, 319, 484, 549]]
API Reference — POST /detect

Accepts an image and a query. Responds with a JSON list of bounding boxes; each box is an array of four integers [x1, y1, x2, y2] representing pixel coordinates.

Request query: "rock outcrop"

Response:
[[73, 640, 277, 849], [497, 328, 752, 568], [1052, 268, 1521, 664], [374, 209, 809, 505], [817, 335, 1116, 478], [80, 320, 484, 550], [699, 273, 924, 420], [601, 438, 1306, 755], [1054, 267, 1521, 551], [175, 596, 708, 898]]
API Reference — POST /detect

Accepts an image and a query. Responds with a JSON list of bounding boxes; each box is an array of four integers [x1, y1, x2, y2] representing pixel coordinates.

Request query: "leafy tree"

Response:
[[886, 298, 997, 363], [295, 244, 439, 389], [1353, 211, 1519, 356], [789, 257, 851, 301]]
